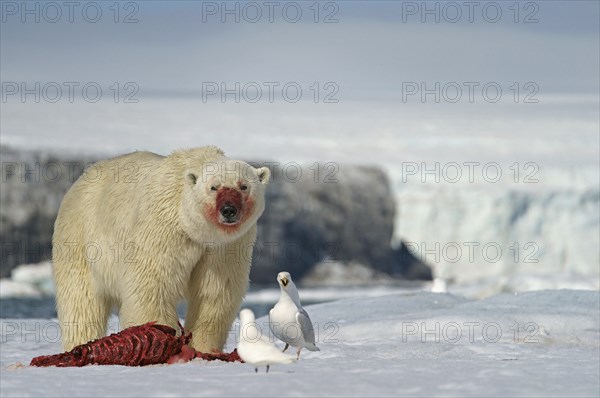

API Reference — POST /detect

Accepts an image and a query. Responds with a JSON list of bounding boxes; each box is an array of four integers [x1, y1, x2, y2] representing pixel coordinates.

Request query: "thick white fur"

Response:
[[52, 146, 270, 351]]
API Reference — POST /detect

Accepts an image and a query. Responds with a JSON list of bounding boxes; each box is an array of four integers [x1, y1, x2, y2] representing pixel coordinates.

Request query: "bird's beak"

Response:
[[281, 277, 288, 287]]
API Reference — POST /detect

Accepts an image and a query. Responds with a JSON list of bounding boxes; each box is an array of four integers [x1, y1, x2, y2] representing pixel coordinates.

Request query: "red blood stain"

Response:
[[203, 187, 255, 233], [217, 188, 243, 211]]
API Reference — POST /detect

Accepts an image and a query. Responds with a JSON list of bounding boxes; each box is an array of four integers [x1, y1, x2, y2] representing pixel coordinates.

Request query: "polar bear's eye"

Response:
[[210, 186, 218, 191], [240, 184, 248, 191]]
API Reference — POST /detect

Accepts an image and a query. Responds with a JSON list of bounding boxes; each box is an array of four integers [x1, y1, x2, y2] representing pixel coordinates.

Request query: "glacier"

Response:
[[393, 186, 600, 296]]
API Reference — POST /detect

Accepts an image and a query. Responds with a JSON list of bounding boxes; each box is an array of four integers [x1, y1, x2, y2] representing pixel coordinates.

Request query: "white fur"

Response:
[[52, 147, 270, 351]]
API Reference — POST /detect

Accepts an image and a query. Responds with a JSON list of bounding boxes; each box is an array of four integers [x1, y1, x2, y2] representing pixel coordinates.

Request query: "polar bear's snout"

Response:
[[220, 203, 238, 223], [217, 187, 244, 224]]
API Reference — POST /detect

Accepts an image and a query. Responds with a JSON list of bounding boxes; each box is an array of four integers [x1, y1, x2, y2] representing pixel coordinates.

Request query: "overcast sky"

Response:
[[2, 1, 599, 97]]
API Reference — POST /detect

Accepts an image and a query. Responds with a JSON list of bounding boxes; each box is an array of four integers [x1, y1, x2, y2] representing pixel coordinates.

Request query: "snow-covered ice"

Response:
[[0, 262, 54, 299], [1, 290, 598, 397]]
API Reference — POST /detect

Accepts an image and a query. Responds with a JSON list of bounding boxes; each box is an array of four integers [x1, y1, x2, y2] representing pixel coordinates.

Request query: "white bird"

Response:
[[237, 308, 296, 373], [269, 271, 320, 359], [431, 278, 448, 293]]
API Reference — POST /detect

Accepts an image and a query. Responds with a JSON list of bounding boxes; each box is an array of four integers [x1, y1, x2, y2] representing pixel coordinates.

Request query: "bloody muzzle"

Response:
[[217, 188, 243, 223]]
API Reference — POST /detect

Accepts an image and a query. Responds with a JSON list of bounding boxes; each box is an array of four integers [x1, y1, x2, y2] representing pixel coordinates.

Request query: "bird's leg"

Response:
[[296, 347, 302, 359], [282, 343, 289, 353], [266, 365, 270, 373], [255, 367, 258, 373]]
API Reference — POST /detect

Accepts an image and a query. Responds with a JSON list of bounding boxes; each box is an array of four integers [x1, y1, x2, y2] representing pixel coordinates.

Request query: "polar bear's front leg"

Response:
[[185, 227, 256, 352], [118, 266, 181, 332]]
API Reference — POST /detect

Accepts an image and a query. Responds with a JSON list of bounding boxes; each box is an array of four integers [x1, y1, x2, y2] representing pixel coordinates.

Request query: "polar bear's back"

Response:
[[60, 150, 162, 221], [54, 147, 226, 249], [54, 151, 165, 259]]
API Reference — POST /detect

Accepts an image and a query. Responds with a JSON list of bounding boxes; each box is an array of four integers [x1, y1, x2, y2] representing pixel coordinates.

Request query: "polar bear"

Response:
[[52, 146, 270, 352]]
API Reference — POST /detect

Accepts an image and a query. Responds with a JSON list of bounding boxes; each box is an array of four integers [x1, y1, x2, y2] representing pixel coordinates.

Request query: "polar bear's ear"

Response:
[[257, 167, 271, 185], [187, 172, 198, 186]]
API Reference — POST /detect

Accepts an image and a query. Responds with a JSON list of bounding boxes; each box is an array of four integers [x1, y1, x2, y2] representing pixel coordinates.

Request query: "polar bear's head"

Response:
[[181, 157, 270, 243]]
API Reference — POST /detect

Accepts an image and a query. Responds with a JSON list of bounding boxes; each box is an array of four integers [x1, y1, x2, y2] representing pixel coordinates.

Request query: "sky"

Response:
[[1, 1, 598, 96]]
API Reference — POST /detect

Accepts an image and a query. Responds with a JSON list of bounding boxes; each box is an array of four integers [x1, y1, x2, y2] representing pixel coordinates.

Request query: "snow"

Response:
[[0, 262, 54, 298], [1, 290, 598, 397], [0, 280, 43, 299], [10, 263, 52, 287]]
